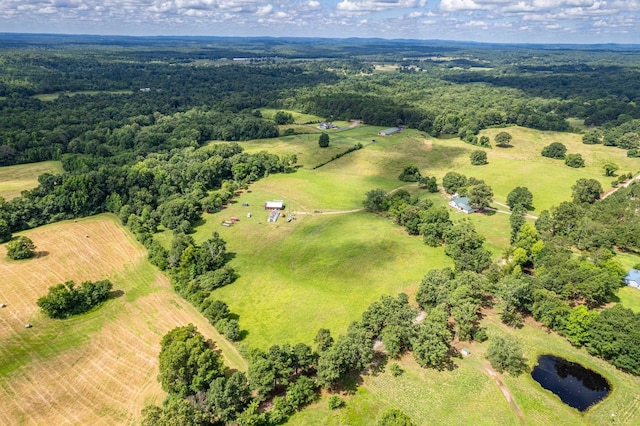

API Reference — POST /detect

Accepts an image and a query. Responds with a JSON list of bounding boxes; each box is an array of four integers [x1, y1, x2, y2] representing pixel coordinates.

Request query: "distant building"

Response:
[[378, 127, 400, 136], [624, 269, 640, 290], [264, 200, 284, 210], [448, 195, 476, 214]]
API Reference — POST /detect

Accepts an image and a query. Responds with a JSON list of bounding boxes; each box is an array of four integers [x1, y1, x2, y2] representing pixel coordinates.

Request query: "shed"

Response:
[[624, 269, 640, 290], [448, 196, 475, 214], [378, 127, 400, 136], [461, 348, 470, 357], [264, 200, 284, 210]]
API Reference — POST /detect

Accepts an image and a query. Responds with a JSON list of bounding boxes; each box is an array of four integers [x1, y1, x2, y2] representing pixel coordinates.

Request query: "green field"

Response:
[[32, 90, 133, 101], [198, 205, 451, 349], [0, 160, 64, 200]]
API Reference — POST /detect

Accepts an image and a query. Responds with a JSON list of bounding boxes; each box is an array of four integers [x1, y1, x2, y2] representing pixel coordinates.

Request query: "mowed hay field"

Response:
[[0, 214, 244, 426], [0, 161, 64, 200]]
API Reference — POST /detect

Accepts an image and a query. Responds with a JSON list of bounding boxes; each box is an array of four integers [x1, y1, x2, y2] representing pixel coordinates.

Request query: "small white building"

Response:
[[264, 200, 284, 210]]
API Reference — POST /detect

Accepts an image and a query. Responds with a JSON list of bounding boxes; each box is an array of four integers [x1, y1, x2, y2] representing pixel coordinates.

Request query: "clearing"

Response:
[[0, 161, 64, 201]]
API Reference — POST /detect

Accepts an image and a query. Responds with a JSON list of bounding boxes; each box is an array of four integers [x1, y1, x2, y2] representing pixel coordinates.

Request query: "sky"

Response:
[[0, 0, 638, 44]]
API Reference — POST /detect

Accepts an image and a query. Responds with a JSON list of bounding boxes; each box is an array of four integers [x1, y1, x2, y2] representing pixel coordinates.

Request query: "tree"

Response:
[[318, 133, 330, 148], [363, 188, 388, 212], [494, 131, 512, 147], [541, 142, 567, 159], [468, 183, 493, 210], [572, 178, 603, 204], [506, 186, 533, 210], [470, 150, 488, 165], [398, 165, 421, 182], [6, 236, 36, 260], [158, 325, 224, 397], [565, 153, 585, 168], [314, 328, 334, 353], [377, 408, 416, 426], [442, 171, 467, 194], [444, 221, 492, 273], [206, 372, 252, 423], [0, 218, 11, 243], [486, 334, 527, 376], [602, 162, 619, 177], [274, 111, 294, 125]]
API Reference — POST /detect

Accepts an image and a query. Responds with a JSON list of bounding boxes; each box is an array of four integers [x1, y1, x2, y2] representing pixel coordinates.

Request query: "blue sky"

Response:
[[0, 0, 638, 44]]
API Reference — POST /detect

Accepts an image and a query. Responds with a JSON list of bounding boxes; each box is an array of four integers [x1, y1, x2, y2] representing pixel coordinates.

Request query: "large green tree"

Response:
[[158, 325, 224, 397], [572, 178, 603, 204], [468, 183, 494, 210], [506, 186, 533, 210], [318, 133, 330, 148], [486, 334, 527, 376], [494, 131, 512, 147], [541, 142, 567, 159]]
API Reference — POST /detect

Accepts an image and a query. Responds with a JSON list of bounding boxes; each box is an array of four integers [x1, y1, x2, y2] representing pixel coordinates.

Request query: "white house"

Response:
[[624, 269, 640, 290]]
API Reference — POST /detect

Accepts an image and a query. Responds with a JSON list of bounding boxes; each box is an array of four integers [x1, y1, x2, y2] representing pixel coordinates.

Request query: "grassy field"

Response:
[[0, 161, 64, 200], [0, 215, 244, 425], [462, 126, 640, 212], [196, 203, 451, 349], [32, 90, 133, 101]]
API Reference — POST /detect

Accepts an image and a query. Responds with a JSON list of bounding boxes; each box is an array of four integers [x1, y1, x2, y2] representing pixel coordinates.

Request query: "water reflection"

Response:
[[531, 355, 610, 411]]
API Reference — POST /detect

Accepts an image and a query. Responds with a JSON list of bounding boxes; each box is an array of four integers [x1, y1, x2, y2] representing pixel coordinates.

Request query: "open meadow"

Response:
[[0, 161, 64, 200], [0, 215, 244, 425]]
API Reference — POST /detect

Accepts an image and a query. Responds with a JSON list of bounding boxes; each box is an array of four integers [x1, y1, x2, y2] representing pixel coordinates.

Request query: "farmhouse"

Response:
[[448, 195, 476, 214], [378, 127, 400, 136], [624, 269, 640, 290], [264, 200, 284, 210]]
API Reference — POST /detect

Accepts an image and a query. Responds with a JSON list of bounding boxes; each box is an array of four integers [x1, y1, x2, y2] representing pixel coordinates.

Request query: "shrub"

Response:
[[328, 395, 343, 410], [389, 362, 404, 376], [486, 334, 527, 376]]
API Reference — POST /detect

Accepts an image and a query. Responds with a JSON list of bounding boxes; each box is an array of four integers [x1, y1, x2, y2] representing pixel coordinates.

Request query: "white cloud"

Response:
[[336, 0, 422, 13]]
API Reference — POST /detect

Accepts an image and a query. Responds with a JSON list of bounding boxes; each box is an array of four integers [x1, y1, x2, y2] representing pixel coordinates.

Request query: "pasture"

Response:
[[0, 215, 244, 425], [0, 161, 64, 200], [198, 204, 451, 349]]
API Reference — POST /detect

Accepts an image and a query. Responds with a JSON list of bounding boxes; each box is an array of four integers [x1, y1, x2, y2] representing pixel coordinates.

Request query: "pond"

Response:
[[531, 355, 610, 411]]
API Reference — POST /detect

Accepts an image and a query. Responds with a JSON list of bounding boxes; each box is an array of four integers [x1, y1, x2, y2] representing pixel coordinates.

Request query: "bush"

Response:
[[6, 236, 36, 260], [328, 395, 343, 410], [389, 362, 404, 376]]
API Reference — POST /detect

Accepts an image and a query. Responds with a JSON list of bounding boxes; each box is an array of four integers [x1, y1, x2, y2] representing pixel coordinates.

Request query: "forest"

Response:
[[1, 35, 640, 425]]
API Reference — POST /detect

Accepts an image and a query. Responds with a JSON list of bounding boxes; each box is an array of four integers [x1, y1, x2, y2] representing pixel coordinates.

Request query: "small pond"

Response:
[[531, 355, 610, 411]]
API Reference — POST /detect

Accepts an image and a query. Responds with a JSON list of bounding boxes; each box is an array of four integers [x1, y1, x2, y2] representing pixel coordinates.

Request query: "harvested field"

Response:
[[0, 161, 64, 201], [0, 215, 244, 426]]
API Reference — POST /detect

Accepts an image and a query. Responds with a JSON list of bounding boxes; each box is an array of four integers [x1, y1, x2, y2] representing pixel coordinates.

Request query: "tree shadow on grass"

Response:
[[109, 289, 125, 299], [35, 250, 49, 258]]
